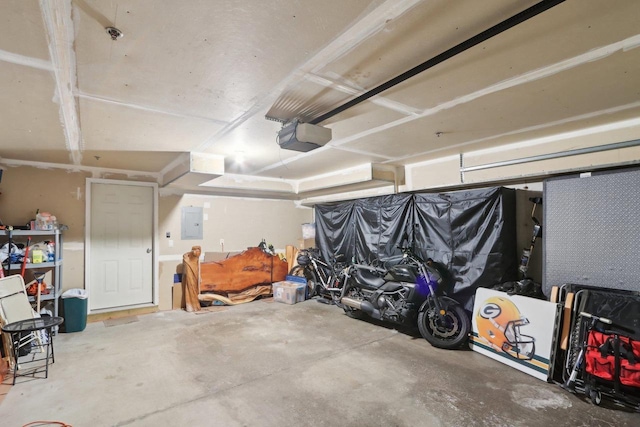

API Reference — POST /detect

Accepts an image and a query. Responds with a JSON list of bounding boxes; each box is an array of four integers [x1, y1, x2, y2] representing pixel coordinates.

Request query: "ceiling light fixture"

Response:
[[106, 26, 124, 40]]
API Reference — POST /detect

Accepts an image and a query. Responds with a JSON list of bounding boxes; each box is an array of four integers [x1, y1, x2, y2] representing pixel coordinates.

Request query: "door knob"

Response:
[[146, 248, 151, 253]]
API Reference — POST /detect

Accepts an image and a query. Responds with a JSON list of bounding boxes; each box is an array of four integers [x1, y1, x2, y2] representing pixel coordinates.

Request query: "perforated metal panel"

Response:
[[543, 168, 640, 295]]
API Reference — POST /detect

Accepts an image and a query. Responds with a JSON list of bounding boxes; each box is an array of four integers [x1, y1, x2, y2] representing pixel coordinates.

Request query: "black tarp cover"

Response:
[[314, 187, 517, 310]]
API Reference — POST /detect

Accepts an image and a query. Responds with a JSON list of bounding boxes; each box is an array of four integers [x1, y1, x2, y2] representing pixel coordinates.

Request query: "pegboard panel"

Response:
[[543, 168, 640, 295]]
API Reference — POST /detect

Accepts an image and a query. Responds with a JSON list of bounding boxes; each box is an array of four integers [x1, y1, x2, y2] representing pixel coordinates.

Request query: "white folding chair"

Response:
[[0, 275, 42, 369]]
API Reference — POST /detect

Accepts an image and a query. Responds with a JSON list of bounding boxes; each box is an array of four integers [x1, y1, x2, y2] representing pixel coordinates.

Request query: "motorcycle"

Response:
[[289, 248, 348, 302], [336, 246, 471, 349]]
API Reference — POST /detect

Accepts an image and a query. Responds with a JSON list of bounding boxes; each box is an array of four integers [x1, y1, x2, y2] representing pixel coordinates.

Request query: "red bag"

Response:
[[584, 330, 640, 388], [619, 335, 640, 388], [585, 331, 616, 381], [620, 359, 640, 387]]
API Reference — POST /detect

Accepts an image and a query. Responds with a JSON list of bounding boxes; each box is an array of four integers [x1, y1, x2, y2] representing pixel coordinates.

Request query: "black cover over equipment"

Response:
[[314, 187, 517, 310]]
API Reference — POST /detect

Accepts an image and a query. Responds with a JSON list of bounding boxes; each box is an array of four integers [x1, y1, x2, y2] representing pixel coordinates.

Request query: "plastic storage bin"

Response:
[[272, 281, 305, 305], [61, 289, 88, 332]]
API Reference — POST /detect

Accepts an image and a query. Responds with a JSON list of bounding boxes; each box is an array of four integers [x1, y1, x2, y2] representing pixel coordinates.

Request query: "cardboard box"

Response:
[[272, 281, 305, 305], [302, 223, 315, 239], [172, 283, 184, 310], [298, 238, 315, 249], [159, 281, 173, 311]]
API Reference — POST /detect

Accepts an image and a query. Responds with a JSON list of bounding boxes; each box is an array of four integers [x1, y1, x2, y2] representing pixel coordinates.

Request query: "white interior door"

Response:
[[88, 182, 154, 310]]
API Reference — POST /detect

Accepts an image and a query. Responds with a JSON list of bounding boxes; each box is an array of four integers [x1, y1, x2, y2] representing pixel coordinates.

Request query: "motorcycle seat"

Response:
[[355, 268, 386, 289], [381, 282, 404, 293]]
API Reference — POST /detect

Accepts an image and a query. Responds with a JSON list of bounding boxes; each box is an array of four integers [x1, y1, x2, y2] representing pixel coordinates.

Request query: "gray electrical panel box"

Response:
[[181, 206, 203, 240]]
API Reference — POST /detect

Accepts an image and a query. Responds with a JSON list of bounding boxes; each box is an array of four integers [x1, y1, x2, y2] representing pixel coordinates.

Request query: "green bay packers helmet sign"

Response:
[[476, 296, 536, 361], [471, 288, 560, 381]]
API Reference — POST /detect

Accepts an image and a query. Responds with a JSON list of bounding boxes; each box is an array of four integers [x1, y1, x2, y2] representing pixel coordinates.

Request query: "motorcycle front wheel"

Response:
[[417, 300, 470, 349]]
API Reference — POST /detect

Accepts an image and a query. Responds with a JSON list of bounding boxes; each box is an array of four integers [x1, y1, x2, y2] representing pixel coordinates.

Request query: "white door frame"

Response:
[[85, 178, 159, 314]]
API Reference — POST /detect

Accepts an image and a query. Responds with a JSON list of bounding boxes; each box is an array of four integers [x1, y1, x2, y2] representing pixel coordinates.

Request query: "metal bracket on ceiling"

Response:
[[264, 115, 288, 124]]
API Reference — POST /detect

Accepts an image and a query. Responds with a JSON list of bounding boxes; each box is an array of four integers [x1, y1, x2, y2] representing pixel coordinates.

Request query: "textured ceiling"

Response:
[[1, 0, 639, 199]]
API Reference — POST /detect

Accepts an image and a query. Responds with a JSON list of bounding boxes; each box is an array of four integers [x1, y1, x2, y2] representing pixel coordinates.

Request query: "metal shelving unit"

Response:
[[2, 229, 63, 318]]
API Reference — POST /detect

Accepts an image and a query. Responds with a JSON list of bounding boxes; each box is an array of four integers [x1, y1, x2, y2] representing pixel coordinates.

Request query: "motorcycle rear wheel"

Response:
[[417, 301, 470, 349]]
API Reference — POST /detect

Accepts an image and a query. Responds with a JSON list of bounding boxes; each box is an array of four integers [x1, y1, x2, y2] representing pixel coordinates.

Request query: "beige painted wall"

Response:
[[0, 165, 88, 293], [157, 193, 313, 307], [0, 165, 313, 311], [0, 164, 547, 307]]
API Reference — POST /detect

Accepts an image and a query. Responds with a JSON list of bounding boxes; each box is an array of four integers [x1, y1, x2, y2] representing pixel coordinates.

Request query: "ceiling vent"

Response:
[[277, 120, 332, 152]]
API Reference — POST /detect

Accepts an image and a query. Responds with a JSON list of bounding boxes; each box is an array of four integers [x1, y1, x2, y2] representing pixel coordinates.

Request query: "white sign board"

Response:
[[470, 288, 559, 381]]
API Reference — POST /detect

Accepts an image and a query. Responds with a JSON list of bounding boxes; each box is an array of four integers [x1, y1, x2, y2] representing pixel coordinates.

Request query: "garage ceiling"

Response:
[[1, 0, 639, 200]]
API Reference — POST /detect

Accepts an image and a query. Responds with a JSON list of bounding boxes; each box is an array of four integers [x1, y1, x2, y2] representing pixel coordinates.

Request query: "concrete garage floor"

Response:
[[1, 299, 638, 426]]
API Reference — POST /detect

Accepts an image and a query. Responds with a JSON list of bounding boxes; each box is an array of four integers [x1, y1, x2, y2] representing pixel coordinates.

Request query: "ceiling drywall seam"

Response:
[[0, 158, 159, 180], [0, 49, 53, 71], [303, 0, 424, 75], [193, 0, 422, 153], [386, 100, 640, 163], [76, 92, 228, 125], [40, 0, 83, 165]]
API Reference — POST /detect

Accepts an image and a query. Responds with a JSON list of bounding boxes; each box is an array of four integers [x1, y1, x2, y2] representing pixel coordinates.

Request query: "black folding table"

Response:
[[2, 316, 64, 385]]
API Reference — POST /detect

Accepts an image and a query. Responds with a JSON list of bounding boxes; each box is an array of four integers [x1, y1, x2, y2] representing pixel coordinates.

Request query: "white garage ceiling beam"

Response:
[[160, 152, 225, 188], [40, 0, 83, 165]]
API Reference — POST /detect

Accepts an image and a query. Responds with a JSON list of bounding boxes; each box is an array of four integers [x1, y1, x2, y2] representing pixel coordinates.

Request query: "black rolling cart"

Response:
[[563, 312, 640, 411]]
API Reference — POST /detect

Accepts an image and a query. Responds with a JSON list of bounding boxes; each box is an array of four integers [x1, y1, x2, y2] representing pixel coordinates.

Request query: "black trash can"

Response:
[[60, 289, 88, 333]]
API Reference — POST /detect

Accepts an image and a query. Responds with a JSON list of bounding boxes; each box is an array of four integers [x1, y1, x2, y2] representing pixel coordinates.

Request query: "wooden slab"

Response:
[[198, 284, 273, 305], [200, 247, 287, 294]]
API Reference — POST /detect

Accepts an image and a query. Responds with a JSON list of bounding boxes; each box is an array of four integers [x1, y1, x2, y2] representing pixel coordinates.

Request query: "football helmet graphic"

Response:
[[476, 296, 536, 360]]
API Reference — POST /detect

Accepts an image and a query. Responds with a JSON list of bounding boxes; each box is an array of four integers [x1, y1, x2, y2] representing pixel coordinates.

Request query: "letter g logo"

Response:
[[480, 302, 501, 319]]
